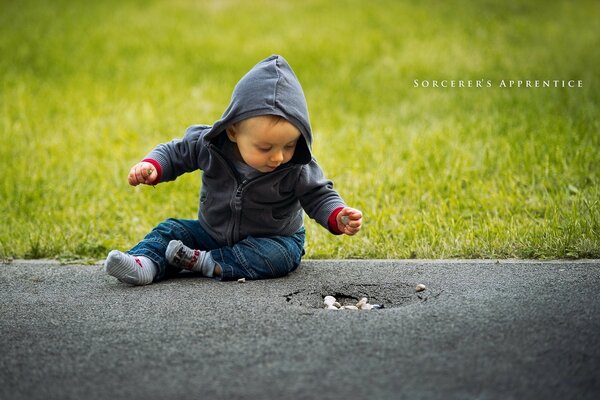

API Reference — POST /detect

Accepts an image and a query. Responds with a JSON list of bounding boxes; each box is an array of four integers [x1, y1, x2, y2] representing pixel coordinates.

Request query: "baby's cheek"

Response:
[[248, 153, 266, 165]]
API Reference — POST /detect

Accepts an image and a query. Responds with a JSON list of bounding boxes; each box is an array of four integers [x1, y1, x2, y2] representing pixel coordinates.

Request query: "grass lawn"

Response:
[[1, 0, 599, 261]]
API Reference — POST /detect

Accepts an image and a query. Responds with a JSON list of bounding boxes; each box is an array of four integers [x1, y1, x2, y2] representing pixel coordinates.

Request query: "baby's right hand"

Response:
[[128, 162, 158, 186]]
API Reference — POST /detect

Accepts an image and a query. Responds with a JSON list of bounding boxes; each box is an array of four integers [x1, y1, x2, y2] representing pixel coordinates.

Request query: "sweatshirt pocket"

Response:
[[272, 206, 293, 221]]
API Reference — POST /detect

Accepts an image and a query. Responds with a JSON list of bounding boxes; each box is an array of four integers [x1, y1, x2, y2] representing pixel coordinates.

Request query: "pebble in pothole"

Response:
[[323, 295, 383, 311]]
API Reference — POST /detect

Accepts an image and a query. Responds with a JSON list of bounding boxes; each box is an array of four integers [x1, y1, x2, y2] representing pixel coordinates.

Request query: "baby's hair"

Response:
[[263, 114, 286, 126], [232, 114, 287, 129]]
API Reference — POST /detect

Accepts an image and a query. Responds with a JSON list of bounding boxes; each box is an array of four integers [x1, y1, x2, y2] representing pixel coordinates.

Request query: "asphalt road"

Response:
[[1, 259, 599, 400]]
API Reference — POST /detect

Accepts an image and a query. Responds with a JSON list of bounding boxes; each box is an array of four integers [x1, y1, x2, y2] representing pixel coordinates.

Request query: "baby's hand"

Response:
[[128, 162, 158, 186], [337, 207, 363, 236]]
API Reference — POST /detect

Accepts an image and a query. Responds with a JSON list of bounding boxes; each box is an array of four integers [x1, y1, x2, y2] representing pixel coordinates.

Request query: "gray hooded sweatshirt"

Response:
[[145, 55, 345, 246]]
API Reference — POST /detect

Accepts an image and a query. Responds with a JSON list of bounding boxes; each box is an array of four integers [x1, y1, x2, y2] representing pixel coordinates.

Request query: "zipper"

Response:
[[229, 165, 294, 243], [235, 182, 246, 198], [208, 144, 295, 245], [230, 178, 249, 244]]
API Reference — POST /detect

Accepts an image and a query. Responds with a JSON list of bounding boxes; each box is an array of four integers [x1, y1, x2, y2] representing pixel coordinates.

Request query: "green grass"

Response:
[[1, 0, 599, 260]]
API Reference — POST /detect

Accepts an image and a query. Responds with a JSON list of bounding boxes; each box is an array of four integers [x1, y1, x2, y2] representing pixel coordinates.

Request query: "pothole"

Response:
[[284, 282, 436, 309]]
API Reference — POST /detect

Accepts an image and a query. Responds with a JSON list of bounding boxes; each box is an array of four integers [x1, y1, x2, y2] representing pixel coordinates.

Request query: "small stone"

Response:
[[360, 304, 374, 310], [333, 302, 342, 309], [415, 284, 427, 292], [343, 305, 359, 310], [356, 297, 368, 307], [323, 296, 336, 306], [341, 215, 349, 225], [237, 278, 246, 283]]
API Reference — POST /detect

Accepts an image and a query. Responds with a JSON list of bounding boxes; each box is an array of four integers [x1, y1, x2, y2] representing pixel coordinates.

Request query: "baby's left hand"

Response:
[[337, 207, 363, 236]]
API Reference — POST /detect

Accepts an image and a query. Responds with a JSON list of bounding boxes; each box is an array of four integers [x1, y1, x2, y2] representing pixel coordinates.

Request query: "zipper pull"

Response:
[[236, 180, 248, 197]]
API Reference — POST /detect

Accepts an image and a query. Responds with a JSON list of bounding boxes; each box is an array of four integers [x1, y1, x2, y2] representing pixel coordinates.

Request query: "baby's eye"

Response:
[[257, 146, 272, 152]]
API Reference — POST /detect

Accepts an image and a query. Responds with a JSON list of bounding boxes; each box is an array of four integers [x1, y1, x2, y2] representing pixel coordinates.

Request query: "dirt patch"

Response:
[[284, 282, 436, 309]]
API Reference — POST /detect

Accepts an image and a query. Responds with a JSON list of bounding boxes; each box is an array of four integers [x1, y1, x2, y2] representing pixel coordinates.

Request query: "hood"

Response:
[[206, 55, 313, 164]]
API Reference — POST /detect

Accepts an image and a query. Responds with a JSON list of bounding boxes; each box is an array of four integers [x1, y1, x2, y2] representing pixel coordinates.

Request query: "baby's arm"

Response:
[[128, 161, 159, 186], [141, 125, 209, 183]]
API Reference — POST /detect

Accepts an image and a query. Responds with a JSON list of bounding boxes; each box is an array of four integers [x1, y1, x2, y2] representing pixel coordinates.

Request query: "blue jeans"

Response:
[[128, 218, 305, 282]]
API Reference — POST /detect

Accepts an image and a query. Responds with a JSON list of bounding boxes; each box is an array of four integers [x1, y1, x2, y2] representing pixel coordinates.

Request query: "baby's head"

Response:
[[226, 115, 301, 173]]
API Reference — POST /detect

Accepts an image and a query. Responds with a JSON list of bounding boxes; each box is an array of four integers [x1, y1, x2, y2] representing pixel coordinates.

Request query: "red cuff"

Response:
[[142, 158, 162, 183], [328, 207, 345, 235]]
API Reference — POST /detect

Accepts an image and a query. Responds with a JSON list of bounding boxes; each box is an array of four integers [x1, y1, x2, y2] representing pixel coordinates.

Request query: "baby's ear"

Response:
[[225, 124, 238, 142]]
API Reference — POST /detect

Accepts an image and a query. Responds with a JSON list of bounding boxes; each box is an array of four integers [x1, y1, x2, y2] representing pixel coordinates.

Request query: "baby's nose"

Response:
[[271, 151, 284, 162]]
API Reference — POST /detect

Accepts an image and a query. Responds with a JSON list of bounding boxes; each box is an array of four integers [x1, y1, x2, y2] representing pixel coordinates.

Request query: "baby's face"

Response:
[[226, 116, 301, 173]]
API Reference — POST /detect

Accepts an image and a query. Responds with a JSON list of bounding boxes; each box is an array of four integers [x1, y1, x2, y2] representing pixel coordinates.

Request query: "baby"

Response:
[[105, 55, 362, 285]]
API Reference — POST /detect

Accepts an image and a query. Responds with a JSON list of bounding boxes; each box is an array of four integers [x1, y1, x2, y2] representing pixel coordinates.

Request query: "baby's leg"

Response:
[[165, 239, 220, 277], [105, 251, 157, 285], [109, 218, 219, 282], [210, 228, 305, 280]]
